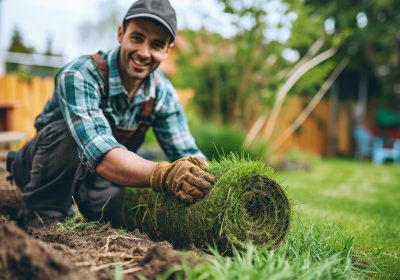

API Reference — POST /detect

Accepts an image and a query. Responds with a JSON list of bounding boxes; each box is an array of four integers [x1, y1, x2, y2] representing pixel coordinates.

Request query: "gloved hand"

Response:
[[150, 157, 215, 203]]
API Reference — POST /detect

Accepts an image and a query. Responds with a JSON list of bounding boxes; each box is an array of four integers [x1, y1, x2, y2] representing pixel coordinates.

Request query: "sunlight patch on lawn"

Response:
[[321, 182, 376, 200], [295, 204, 375, 225]]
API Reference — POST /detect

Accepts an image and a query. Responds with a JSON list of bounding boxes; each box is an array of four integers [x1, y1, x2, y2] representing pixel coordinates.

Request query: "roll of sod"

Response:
[[119, 155, 291, 253]]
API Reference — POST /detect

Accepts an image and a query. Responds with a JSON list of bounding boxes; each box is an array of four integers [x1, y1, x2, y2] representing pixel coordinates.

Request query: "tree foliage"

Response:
[[285, 0, 400, 100], [177, 0, 400, 131], [6, 27, 61, 78], [173, 1, 292, 127], [7, 27, 35, 54], [6, 28, 35, 77]]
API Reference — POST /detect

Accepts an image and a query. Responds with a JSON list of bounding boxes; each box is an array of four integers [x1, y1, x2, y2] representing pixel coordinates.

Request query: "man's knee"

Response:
[[76, 176, 123, 227]]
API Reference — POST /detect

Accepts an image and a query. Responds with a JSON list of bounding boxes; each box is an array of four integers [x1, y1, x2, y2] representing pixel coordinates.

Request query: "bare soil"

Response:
[[0, 166, 196, 280]]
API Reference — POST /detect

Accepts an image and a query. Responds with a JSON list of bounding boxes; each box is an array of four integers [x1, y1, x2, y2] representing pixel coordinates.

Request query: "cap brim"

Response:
[[125, 13, 175, 39]]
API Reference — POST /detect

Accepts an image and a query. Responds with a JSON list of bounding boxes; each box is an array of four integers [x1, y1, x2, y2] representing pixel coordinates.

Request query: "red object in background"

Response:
[[0, 102, 16, 131], [372, 126, 400, 139]]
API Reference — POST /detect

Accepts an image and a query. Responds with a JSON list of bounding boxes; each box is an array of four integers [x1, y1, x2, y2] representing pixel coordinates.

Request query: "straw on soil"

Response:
[[119, 155, 291, 253]]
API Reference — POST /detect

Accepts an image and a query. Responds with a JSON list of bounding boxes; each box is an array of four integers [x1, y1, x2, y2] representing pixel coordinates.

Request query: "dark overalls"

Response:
[[10, 54, 154, 226]]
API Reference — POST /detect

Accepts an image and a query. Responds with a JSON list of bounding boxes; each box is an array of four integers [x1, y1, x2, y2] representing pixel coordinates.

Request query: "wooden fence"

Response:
[[266, 95, 352, 156], [0, 75, 353, 156], [0, 75, 53, 140]]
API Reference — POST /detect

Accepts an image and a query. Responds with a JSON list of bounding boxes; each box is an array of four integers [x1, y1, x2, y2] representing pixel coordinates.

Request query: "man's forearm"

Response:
[[95, 147, 158, 187]]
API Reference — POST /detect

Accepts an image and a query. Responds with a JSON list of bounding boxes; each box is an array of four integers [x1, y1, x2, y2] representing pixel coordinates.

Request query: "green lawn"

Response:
[[282, 159, 400, 279]]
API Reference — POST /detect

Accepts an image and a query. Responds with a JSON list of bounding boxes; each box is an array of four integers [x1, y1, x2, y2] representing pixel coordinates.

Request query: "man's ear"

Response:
[[163, 43, 173, 59], [117, 25, 124, 44]]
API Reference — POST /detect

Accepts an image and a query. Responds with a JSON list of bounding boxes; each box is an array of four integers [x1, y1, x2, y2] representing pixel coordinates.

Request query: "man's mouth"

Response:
[[131, 57, 150, 67]]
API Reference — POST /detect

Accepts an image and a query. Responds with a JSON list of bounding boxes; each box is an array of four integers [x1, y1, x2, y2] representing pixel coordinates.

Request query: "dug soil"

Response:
[[0, 167, 196, 280]]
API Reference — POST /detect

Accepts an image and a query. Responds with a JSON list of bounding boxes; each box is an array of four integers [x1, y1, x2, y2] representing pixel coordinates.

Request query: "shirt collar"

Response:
[[106, 47, 157, 104]]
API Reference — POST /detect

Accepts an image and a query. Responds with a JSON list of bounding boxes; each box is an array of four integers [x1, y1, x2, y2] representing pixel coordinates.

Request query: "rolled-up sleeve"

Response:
[[57, 70, 123, 171], [152, 79, 206, 161]]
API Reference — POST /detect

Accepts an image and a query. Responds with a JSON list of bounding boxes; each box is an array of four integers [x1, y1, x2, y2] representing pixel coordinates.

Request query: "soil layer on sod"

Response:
[[119, 156, 291, 253]]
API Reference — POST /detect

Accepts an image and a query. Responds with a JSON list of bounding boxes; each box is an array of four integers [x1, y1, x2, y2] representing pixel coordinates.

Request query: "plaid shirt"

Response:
[[35, 47, 205, 171]]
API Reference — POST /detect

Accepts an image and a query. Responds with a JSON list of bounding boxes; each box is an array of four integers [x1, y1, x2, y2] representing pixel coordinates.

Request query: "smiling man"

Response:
[[7, 0, 214, 226]]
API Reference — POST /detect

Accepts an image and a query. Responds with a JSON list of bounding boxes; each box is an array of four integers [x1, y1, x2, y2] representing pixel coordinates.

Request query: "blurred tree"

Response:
[[44, 36, 60, 56], [283, 0, 340, 96], [174, 0, 342, 148], [6, 27, 35, 76], [6, 27, 62, 78], [286, 0, 400, 102], [247, 0, 400, 147], [174, 1, 292, 127], [7, 27, 35, 54]]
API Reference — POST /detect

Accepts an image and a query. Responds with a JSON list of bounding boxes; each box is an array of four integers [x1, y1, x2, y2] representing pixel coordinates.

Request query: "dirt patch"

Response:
[[139, 246, 197, 279], [0, 162, 24, 220], [27, 221, 175, 279], [0, 169, 198, 279], [0, 187, 24, 219], [0, 221, 87, 280]]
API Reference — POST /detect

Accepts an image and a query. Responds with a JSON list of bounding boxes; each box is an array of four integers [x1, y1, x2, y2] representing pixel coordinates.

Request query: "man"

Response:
[[7, 0, 214, 226]]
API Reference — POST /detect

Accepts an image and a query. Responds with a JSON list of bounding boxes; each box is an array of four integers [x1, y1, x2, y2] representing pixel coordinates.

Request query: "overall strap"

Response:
[[90, 54, 109, 88], [137, 98, 155, 126]]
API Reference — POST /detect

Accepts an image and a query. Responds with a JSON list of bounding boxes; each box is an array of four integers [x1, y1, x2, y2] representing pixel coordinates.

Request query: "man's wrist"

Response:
[[150, 161, 170, 192]]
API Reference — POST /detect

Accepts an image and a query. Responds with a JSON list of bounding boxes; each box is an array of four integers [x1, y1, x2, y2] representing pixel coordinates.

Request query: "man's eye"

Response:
[[131, 36, 143, 42], [153, 42, 164, 49]]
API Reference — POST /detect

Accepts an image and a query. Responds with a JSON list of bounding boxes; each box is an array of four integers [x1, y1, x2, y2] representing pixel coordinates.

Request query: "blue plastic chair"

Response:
[[353, 126, 372, 160], [372, 137, 400, 164]]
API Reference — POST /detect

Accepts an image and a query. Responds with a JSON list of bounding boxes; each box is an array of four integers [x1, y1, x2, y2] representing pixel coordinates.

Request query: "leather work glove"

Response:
[[150, 157, 215, 203]]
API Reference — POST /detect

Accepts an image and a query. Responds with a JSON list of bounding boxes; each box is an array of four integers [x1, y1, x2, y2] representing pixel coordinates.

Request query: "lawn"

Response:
[[282, 159, 400, 279]]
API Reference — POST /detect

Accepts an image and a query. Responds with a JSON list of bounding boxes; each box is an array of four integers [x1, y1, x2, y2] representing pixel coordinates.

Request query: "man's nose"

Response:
[[137, 43, 151, 58]]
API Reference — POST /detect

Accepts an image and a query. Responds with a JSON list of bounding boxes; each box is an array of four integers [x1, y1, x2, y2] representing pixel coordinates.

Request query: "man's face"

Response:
[[118, 19, 170, 83]]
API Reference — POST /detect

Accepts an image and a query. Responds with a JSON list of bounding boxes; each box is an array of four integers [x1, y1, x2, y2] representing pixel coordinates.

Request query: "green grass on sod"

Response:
[[282, 159, 400, 279]]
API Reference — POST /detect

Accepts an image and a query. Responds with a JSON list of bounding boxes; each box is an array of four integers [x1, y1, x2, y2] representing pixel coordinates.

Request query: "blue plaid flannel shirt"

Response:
[[35, 47, 205, 171]]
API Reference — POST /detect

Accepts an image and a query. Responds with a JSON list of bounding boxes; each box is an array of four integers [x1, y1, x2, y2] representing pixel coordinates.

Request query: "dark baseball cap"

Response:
[[123, 0, 177, 42]]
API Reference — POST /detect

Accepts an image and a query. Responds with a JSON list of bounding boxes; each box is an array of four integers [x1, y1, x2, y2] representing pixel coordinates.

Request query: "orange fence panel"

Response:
[[0, 75, 53, 139]]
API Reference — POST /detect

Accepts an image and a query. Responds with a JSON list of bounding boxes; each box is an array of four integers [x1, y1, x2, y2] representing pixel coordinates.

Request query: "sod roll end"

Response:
[[119, 155, 291, 253]]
